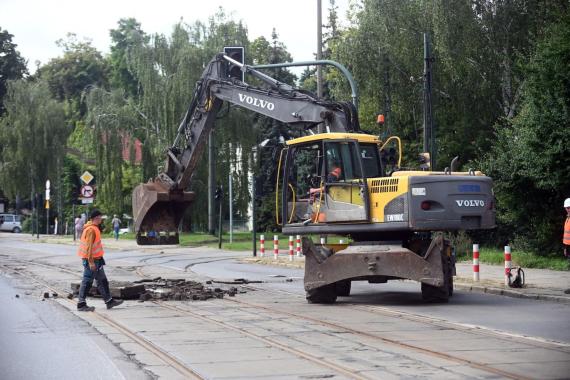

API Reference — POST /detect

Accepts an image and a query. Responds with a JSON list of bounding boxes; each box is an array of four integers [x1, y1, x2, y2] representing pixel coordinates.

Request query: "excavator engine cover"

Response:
[[132, 182, 195, 245]]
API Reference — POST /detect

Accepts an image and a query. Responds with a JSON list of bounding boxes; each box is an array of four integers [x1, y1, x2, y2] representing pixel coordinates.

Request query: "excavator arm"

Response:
[[133, 53, 359, 244]]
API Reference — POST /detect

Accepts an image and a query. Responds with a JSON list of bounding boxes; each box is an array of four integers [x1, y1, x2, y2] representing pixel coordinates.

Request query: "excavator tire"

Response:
[[306, 284, 338, 304], [421, 254, 453, 303], [335, 280, 351, 297]]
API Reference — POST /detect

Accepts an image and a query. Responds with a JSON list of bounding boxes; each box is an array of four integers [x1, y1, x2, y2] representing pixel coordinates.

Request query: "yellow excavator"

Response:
[[132, 52, 495, 303]]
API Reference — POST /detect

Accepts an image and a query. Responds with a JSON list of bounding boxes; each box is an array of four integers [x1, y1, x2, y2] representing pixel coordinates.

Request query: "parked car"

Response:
[[0, 214, 22, 233]]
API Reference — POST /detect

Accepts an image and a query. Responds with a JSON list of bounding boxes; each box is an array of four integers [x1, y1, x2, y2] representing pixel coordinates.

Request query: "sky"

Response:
[[0, 0, 352, 75]]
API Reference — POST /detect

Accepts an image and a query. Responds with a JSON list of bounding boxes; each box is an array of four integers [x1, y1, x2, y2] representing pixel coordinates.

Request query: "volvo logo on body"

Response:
[[455, 199, 485, 207], [238, 93, 275, 110]]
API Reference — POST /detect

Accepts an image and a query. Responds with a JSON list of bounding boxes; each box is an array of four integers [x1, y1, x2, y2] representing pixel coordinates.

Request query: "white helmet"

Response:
[[565, 198, 570, 208]]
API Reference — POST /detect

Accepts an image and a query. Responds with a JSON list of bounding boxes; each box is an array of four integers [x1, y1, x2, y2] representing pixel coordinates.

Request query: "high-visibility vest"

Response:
[[77, 224, 105, 259], [564, 217, 570, 245]]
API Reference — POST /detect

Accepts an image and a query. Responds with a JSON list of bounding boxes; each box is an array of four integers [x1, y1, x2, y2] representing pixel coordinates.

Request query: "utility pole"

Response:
[[252, 173, 257, 257], [229, 173, 233, 244], [423, 33, 435, 169], [317, 0, 323, 99], [208, 132, 216, 235], [217, 185, 223, 249]]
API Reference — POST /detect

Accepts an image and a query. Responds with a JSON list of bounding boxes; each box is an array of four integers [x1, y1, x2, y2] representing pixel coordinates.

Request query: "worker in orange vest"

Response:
[[327, 161, 342, 182], [77, 209, 123, 311], [562, 198, 570, 259]]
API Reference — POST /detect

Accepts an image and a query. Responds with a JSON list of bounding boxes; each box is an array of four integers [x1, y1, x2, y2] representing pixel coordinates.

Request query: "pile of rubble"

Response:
[[135, 277, 244, 301], [71, 277, 247, 302]]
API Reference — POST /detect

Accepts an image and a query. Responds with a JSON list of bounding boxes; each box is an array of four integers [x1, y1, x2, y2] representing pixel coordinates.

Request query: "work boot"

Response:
[[77, 303, 95, 312], [106, 299, 124, 309]]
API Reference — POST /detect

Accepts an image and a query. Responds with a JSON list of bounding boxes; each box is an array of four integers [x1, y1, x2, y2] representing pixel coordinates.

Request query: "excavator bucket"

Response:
[[132, 182, 195, 245]]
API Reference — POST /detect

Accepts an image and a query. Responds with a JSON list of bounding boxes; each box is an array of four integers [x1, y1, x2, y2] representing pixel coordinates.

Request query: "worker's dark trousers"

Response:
[[78, 258, 111, 304]]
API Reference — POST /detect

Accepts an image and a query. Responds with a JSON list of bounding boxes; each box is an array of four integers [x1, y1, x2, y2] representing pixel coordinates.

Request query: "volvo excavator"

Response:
[[132, 52, 495, 303]]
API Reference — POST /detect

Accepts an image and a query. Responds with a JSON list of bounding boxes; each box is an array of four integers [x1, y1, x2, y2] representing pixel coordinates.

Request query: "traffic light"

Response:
[[214, 186, 223, 200], [223, 46, 245, 82]]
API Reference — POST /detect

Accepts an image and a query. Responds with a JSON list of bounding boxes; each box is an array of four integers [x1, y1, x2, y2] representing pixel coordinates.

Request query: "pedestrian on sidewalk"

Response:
[[76, 209, 123, 311], [75, 213, 86, 240], [562, 198, 570, 294], [562, 198, 570, 259], [111, 214, 122, 241]]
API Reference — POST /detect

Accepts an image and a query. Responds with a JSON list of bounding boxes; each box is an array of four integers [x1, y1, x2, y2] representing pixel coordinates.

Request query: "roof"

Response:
[[286, 133, 381, 146]]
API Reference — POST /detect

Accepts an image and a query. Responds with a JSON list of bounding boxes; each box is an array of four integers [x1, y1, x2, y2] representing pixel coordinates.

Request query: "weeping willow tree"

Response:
[[0, 79, 68, 207], [83, 9, 298, 231], [83, 88, 141, 216], [124, 11, 257, 230]]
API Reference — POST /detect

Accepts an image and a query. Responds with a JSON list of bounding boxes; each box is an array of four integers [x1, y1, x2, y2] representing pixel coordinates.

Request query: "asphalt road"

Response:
[[0, 272, 150, 380], [4, 237, 570, 344], [189, 259, 570, 344]]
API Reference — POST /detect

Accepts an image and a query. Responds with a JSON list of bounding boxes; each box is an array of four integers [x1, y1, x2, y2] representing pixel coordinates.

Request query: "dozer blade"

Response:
[[132, 182, 195, 245]]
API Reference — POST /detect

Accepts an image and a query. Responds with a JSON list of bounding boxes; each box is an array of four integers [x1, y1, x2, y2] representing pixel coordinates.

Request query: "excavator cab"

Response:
[[282, 133, 383, 229]]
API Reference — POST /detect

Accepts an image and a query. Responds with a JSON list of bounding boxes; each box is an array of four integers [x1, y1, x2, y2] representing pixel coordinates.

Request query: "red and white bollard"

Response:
[[473, 244, 480, 282], [504, 245, 512, 286], [296, 235, 302, 257], [288, 236, 294, 261], [274, 235, 279, 259], [260, 234, 265, 257]]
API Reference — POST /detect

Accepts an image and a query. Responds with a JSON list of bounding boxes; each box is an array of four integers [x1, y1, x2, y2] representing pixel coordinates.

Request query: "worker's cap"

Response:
[[564, 198, 570, 208], [90, 209, 103, 220]]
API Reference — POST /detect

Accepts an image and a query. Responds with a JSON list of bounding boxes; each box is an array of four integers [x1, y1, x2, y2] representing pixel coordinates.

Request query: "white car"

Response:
[[0, 214, 22, 233]]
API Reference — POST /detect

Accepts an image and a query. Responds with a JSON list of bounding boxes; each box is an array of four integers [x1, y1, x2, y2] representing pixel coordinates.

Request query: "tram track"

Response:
[[0, 258, 367, 379], [0, 259, 204, 380], [2, 255, 567, 379], [238, 282, 570, 351]]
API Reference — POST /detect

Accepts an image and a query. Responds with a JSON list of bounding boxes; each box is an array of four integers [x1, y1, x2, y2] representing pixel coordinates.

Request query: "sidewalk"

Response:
[[26, 234, 570, 304], [454, 261, 570, 304]]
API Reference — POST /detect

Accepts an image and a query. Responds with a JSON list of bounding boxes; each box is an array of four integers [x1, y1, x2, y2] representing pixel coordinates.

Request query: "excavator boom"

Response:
[[133, 53, 359, 244]]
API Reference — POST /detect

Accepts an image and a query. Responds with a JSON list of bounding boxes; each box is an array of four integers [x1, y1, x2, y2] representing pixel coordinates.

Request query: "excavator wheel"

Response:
[[421, 254, 453, 303], [335, 280, 351, 297], [306, 284, 338, 304]]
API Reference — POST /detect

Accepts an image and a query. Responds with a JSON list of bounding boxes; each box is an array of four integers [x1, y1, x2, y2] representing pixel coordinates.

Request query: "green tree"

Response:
[[481, 14, 570, 254], [0, 27, 28, 116], [36, 34, 109, 116], [109, 18, 147, 97], [0, 79, 69, 205]]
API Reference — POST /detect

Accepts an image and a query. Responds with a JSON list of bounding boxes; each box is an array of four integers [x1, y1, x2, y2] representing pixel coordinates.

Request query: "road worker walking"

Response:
[[77, 209, 123, 311]]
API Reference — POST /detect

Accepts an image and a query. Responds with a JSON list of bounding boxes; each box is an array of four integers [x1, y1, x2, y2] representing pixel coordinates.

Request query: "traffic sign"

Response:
[[80, 171, 94, 184], [80, 185, 94, 198]]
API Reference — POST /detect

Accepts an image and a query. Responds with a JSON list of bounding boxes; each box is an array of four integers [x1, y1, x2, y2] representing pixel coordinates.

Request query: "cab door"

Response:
[[317, 140, 370, 223]]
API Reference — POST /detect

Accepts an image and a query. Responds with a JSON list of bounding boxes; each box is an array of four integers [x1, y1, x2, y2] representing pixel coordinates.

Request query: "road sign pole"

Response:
[[45, 180, 50, 235]]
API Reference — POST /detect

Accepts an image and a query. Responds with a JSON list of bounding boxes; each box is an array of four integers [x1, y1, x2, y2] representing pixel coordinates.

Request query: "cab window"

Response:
[[359, 143, 383, 178]]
